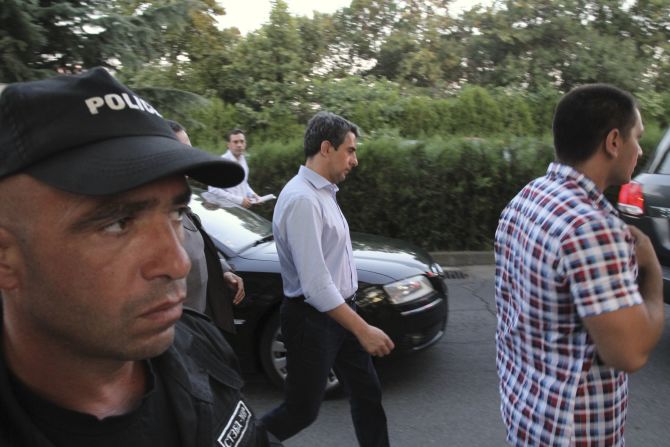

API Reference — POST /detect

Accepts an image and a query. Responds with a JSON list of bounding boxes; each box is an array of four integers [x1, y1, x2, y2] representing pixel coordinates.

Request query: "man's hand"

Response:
[[223, 272, 245, 304], [242, 195, 261, 208], [629, 226, 662, 289], [327, 303, 395, 357], [357, 324, 395, 357], [582, 225, 664, 372]]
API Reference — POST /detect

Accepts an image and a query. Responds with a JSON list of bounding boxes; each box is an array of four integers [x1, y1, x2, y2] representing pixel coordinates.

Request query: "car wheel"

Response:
[[259, 310, 341, 396]]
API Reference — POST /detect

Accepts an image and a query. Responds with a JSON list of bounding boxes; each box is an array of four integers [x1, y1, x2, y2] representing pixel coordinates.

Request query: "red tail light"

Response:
[[618, 182, 644, 216]]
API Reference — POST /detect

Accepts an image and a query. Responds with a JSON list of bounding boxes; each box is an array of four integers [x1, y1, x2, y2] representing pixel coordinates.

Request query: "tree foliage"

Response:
[[8, 0, 670, 129], [5, 0, 670, 250], [0, 0, 206, 82]]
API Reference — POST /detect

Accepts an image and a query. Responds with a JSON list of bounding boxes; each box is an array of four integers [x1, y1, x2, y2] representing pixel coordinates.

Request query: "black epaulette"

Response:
[[182, 307, 214, 323]]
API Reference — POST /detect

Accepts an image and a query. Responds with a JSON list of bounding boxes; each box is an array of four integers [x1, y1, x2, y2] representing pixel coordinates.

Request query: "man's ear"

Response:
[[0, 227, 22, 291], [319, 140, 332, 157], [604, 128, 622, 158]]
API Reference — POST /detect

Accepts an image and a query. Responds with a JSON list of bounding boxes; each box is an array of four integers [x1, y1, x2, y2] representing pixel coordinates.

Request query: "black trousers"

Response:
[[260, 298, 390, 446]]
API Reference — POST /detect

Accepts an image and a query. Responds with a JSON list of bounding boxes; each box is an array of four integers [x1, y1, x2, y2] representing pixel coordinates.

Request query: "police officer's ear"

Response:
[[0, 227, 22, 291]]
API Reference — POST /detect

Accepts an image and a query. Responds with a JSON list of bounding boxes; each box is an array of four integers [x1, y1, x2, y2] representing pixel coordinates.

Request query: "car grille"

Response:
[[399, 318, 446, 351]]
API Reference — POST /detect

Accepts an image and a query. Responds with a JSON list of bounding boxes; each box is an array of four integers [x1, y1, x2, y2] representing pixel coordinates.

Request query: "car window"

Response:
[[188, 189, 272, 252], [656, 150, 670, 174], [652, 130, 670, 174]]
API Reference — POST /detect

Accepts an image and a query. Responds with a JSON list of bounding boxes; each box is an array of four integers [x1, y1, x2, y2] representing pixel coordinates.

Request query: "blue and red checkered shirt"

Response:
[[495, 163, 643, 446]]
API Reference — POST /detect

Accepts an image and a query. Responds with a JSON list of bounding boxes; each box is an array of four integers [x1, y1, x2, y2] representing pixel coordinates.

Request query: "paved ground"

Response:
[[243, 264, 670, 446]]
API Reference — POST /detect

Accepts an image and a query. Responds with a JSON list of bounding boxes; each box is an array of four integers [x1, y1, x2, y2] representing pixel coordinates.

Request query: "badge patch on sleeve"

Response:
[[217, 400, 251, 447]]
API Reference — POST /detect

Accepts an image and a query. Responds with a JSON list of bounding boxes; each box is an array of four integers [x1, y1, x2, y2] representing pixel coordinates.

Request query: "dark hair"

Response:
[[553, 84, 638, 165], [227, 128, 245, 141], [166, 119, 185, 133], [304, 112, 359, 159]]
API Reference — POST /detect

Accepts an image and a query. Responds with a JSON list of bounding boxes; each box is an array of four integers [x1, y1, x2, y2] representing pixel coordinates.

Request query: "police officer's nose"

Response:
[[141, 219, 191, 281]]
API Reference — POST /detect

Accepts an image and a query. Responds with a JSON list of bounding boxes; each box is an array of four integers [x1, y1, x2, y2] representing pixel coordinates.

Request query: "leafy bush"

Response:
[[179, 83, 668, 252], [450, 86, 503, 136], [188, 97, 241, 154], [246, 136, 304, 217], [492, 89, 536, 136], [396, 96, 442, 137], [249, 134, 554, 251]]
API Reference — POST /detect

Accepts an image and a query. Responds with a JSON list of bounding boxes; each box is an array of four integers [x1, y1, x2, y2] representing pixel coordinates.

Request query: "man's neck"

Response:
[[305, 159, 333, 184], [571, 157, 611, 192], [3, 327, 147, 419]]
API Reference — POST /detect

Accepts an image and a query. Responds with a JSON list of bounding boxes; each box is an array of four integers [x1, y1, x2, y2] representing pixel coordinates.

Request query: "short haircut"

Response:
[[166, 119, 185, 133], [553, 84, 638, 165], [227, 128, 245, 141], [304, 112, 359, 159]]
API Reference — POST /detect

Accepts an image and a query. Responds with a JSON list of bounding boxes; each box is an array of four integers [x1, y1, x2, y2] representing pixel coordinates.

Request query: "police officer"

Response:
[[0, 68, 276, 446]]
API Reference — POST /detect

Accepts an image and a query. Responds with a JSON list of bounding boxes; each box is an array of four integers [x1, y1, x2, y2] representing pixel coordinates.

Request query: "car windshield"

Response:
[[651, 129, 670, 174], [188, 188, 273, 253]]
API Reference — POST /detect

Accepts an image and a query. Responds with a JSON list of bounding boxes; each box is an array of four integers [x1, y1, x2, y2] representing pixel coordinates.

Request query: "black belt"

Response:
[[288, 294, 356, 303]]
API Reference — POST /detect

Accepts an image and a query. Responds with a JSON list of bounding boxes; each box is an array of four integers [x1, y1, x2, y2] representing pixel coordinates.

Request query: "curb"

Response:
[[429, 251, 494, 267]]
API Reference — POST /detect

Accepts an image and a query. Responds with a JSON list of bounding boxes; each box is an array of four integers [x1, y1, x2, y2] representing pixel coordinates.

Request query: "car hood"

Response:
[[234, 231, 436, 283]]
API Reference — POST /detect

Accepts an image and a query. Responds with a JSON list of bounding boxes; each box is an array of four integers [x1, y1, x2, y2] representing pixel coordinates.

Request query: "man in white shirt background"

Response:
[[208, 128, 260, 208]]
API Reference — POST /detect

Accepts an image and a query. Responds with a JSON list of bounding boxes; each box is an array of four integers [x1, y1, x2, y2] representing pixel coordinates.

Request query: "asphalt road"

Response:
[[242, 265, 670, 446]]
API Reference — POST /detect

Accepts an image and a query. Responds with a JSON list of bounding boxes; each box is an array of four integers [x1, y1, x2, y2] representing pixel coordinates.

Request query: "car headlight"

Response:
[[383, 275, 435, 305], [357, 286, 386, 308]]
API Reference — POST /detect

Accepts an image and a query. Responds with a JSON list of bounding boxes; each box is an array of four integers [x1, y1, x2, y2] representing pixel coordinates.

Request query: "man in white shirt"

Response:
[[207, 129, 260, 208], [260, 112, 394, 446]]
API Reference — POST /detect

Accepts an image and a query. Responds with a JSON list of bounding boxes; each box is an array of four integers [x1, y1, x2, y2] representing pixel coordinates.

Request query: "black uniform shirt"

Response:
[[8, 361, 181, 447], [0, 309, 274, 447]]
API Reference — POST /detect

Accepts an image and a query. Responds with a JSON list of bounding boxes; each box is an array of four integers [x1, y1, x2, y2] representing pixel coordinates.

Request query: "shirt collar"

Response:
[[299, 165, 339, 193], [224, 150, 244, 162], [546, 162, 617, 215]]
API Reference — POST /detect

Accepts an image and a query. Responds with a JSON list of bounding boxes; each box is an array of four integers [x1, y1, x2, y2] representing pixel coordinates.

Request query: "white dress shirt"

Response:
[[207, 150, 257, 205], [272, 165, 357, 312]]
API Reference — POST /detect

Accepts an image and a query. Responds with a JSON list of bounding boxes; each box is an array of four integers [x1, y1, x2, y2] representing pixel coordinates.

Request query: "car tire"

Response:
[[259, 310, 342, 396]]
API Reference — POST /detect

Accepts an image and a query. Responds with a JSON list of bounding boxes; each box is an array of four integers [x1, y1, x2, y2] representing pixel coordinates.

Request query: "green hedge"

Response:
[[223, 126, 667, 253], [178, 84, 575, 150], [248, 135, 555, 251]]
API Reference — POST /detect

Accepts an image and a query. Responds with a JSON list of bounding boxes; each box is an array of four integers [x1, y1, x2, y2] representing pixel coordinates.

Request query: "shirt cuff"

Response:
[[305, 284, 345, 312]]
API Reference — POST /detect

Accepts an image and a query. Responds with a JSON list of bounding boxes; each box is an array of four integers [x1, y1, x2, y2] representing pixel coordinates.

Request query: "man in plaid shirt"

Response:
[[495, 84, 665, 446]]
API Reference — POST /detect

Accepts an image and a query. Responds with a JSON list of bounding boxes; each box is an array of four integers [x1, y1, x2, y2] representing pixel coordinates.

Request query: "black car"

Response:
[[189, 187, 448, 390], [618, 128, 670, 303]]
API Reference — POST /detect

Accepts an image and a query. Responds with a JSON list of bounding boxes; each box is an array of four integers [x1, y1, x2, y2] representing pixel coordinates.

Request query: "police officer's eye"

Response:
[[170, 207, 187, 222], [102, 217, 132, 234]]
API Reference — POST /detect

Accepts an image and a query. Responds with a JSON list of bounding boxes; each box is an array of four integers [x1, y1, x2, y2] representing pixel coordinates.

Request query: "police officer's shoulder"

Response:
[[182, 306, 212, 322], [179, 307, 218, 337], [178, 308, 237, 358], [174, 309, 245, 391]]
